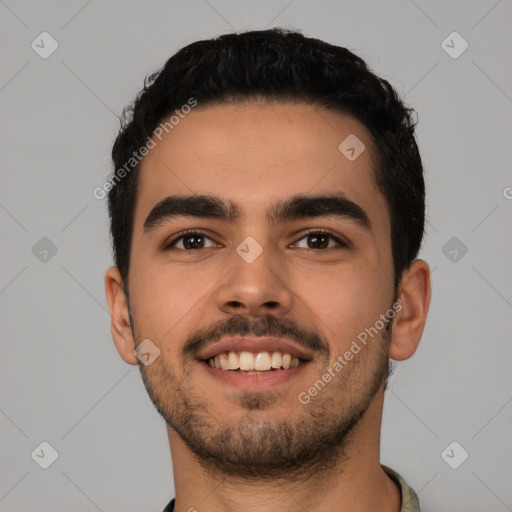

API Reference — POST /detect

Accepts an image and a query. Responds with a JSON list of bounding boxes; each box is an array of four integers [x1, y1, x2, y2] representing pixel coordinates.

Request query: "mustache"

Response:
[[182, 314, 329, 359]]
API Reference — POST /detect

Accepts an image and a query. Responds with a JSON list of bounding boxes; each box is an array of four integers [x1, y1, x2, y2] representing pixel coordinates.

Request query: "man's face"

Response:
[[125, 102, 396, 477]]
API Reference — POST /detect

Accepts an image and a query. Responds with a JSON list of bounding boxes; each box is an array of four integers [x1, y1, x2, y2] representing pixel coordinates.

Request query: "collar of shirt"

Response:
[[162, 465, 420, 512]]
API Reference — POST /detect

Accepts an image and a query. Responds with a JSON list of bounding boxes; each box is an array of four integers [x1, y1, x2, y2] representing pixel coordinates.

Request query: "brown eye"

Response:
[[166, 231, 217, 251], [306, 233, 330, 249], [180, 234, 205, 249], [294, 230, 346, 250]]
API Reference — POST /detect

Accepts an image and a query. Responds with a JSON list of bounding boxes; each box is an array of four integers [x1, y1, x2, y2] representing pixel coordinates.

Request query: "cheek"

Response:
[[294, 263, 389, 348], [128, 255, 212, 338]]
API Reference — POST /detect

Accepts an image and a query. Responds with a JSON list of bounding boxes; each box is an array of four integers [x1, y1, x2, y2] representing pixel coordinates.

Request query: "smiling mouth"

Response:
[[205, 350, 305, 373]]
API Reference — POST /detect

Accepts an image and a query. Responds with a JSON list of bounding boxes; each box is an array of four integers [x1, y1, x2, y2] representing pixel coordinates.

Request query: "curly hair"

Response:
[[109, 28, 425, 294]]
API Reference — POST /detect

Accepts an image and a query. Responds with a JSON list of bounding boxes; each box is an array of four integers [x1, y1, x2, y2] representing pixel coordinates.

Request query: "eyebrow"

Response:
[[143, 193, 372, 234]]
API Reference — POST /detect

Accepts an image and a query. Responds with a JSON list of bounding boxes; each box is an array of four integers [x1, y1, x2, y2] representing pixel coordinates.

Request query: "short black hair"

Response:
[[109, 28, 425, 294]]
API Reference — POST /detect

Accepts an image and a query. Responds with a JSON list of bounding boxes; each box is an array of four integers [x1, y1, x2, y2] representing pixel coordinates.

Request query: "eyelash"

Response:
[[164, 228, 348, 251]]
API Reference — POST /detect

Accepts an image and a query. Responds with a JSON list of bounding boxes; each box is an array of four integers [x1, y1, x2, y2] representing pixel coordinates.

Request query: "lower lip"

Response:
[[200, 361, 308, 391]]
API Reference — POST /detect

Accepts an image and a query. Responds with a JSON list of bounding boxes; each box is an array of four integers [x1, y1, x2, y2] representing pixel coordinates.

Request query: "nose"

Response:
[[215, 241, 294, 317]]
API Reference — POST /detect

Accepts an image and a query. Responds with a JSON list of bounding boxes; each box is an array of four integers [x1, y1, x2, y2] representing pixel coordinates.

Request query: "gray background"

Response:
[[1, 0, 511, 511]]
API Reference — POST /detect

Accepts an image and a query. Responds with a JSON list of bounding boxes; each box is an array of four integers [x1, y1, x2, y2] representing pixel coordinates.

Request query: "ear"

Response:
[[389, 259, 431, 361], [104, 266, 138, 365]]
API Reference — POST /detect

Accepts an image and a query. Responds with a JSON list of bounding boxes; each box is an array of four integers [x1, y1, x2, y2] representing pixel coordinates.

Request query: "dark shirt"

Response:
[[161, 465, 420, 511], [162, 499, 175, 512]]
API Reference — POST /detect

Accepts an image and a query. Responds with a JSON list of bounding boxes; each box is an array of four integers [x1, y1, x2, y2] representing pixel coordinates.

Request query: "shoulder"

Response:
[[382, 465, 421, 512], [161, 497, 175, 512]]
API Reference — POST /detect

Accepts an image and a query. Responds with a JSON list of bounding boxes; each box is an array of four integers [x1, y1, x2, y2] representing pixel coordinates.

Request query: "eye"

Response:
[[165, 230, 219, 251], [293, 229, 347, 250], [164, 229, 348, 251]]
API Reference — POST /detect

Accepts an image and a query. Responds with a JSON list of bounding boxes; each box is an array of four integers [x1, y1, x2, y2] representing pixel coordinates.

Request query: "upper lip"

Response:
[[197, 336, 314, 361]]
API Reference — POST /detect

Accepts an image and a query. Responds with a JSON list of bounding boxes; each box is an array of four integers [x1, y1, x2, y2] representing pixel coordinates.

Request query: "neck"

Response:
[[168, 391, 401, 512]]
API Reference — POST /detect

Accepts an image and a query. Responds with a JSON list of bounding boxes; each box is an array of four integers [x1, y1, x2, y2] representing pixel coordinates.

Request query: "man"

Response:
[[104, 28, 431, 512]]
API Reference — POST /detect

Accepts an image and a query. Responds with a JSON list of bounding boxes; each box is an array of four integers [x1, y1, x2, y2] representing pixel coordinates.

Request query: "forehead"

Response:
[[135, 102, 388, 228]]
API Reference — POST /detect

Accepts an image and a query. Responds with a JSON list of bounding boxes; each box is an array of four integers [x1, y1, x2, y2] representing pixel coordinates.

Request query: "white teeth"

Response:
[[239, 351, 255, 371], [271, 352, 282, 369], [207, 351, 303, 371], [254, 351, 271, 371], [219, 352, 238, 370], [228, 351, 239, 369]]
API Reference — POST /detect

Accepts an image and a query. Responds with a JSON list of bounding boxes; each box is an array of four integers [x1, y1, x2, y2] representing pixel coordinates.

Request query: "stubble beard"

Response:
[[136, 318, 392, 481]]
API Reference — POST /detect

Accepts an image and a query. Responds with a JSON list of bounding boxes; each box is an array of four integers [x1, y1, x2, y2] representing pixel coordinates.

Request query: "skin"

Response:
[[105, 102, 431, 512]]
